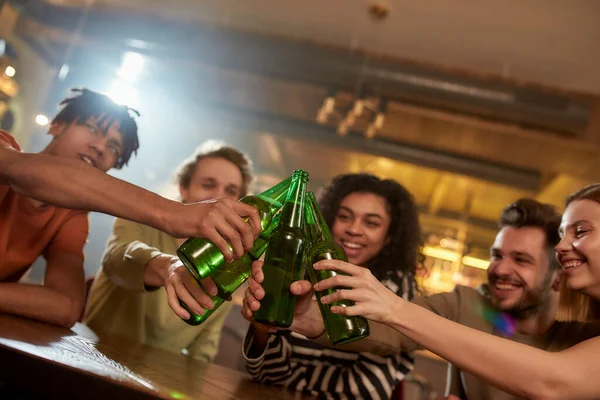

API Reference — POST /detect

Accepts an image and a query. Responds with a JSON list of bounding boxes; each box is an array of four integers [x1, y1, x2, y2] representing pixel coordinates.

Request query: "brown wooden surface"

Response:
[[0, 313, 312, 400]]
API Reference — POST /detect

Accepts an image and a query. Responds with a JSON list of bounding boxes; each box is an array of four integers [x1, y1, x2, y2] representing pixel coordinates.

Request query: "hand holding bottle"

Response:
[[168, 198, 262, 262], [242, 260, 325, 338], [313, 259, 405, 324], [145, 254, 219, 320]]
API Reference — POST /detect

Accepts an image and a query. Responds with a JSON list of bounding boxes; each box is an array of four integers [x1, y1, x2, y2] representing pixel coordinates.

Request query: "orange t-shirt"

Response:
[[0, 130, 89, 282]]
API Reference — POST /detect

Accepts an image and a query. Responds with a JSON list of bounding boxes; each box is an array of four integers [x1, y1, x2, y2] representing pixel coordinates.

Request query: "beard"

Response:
[[489, 271, 553, 319]]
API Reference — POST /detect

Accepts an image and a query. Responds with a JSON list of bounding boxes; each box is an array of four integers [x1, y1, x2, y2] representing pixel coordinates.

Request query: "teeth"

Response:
[[81, 156, 94, 166], [563, 260, 584, 269], [495, 283, 519, 290], [342, 241, 363, 249]]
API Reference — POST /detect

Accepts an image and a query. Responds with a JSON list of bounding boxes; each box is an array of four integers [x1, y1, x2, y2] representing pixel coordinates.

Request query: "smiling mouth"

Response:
[[562, 260, 585, 271], [341, 240, 365, 250], [492, 281, 522, 292], [79, 155, 96, 167]]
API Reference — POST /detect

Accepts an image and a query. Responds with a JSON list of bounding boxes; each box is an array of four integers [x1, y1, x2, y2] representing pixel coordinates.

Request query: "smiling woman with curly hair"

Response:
[[319, 173, 423, 296], [242, 173, 423, 400]]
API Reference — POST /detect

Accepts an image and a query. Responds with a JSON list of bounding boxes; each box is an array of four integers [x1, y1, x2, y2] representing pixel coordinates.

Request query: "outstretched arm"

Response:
[[0, 145, 260, 260], [315, 259, 600, 400]]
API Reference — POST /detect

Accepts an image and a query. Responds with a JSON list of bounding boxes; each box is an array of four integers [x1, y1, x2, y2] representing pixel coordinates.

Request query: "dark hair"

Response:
[[498, 198, 561, 270], [51, 88, 140, 169], [175, 140, 253, 197], [318, 173, 422, 282]]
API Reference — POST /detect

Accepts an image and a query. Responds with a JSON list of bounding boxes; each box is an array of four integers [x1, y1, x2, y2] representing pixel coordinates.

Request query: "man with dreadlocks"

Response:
[[0, 89, 260, 328]]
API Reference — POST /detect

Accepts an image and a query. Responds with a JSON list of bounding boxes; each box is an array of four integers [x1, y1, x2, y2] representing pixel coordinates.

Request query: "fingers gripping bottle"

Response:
[[177, 177, 291, 280], [253, 170, 309, 328], [304, 191, 370, 345]]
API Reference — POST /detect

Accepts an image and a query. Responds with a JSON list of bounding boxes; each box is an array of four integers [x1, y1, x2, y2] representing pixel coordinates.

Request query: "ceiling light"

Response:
[[5, 66, 16, 77], [35, 114, 49, 126], [462, 256, 490, 270]]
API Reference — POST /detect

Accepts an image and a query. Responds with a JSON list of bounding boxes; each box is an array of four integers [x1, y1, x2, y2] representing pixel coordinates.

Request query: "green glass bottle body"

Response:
[[181, 214, 281, 326], [177, 177, 291, 281], [304, 192, 370, 345], [253, 170, 309, 328], [213, 213, 281, 298]]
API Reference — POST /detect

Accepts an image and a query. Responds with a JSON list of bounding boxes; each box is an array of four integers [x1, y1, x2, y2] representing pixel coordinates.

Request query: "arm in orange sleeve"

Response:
[[0, 252, 85, 328], [0, 131, 261, 257], [0, 211, 87, 327]]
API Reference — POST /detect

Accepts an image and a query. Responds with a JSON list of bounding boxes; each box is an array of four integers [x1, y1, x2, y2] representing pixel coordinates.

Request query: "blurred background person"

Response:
[[85, 141, 255, 362]]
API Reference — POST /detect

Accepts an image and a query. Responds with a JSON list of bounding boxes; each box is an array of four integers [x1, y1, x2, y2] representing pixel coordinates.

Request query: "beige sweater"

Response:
[[84, 217, 232, 362]]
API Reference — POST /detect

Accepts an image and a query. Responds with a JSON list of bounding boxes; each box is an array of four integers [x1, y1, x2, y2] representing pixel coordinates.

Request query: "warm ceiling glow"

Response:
[[461, 255, 490, 270], [421, 246, 461, 263], [422, 246, 490, 270]]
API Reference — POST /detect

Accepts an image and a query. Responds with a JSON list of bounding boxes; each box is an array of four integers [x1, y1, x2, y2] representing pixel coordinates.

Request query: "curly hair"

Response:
[[317, 173, 422, 282]]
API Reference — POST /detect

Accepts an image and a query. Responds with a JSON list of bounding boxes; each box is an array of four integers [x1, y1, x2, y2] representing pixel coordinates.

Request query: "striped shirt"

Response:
[[243, 271, 415, 400]]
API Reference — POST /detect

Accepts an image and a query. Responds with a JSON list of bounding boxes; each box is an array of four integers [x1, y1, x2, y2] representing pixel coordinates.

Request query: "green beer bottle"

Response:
[[213, 212, 282, 298], [304, 192, 370, 345], [177, 177, 291, 281], [181, 213, 282, 326], [253, 169, 309, 328]]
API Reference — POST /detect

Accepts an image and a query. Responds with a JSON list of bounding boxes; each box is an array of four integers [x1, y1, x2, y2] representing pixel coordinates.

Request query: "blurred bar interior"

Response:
[[2, 0, 600, 295], [2, 0, 600, 291], [2, 0, 600, 396]]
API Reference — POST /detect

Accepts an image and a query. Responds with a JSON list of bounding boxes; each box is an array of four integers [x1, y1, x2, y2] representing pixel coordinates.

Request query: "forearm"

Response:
[[0, 282, 82, 328], [305, 296, 405, 355], [388, 302, 566, 399], [296, 301, 405, 355], [248, 325, 272, 356], [310, 318, 407, 355], [103, 236, 162, 292], [142, 254, 171, 288], [5, 152, 178, 233]]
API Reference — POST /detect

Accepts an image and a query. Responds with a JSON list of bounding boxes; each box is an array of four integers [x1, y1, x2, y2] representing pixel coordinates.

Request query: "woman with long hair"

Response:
[[242, 173, 422, 399]]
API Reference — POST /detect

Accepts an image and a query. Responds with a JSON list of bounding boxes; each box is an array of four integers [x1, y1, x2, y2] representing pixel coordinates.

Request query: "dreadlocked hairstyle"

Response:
[[318, 173, 423, 286], [51, 88, 140, 169]]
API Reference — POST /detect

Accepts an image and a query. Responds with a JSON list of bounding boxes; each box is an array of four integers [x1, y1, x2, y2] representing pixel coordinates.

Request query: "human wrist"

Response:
[[143, 253, 171, 287], [385, 298, 410, 329], [249, 324, 272, 355], [294, 301, 325, 339], [305, 325, 326, 340], [154, 199, 184, 237]]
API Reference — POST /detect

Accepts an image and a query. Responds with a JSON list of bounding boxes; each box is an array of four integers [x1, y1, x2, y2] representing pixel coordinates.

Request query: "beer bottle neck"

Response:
[[280, 171, 308, 228], [248, 213, 281, 259], [306, 191, 333, 242], [242, 176, 292, 214]]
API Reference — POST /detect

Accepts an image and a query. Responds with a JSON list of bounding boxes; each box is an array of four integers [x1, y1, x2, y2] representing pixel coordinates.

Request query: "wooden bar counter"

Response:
[[0, 314, 313, 399]]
